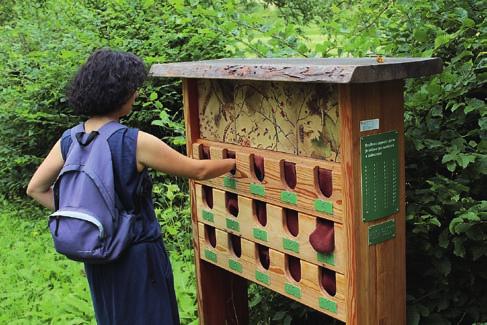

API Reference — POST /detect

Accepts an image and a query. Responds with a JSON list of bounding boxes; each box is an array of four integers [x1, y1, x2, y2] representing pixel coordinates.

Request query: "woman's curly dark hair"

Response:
[[66, 49, 147, 116]]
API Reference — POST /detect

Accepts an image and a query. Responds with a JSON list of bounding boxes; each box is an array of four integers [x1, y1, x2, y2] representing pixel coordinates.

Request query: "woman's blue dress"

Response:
[[61, 125, 180, 325]]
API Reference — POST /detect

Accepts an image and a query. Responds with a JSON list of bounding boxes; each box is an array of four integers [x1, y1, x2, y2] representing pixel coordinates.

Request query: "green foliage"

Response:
[[0, 0, 231, 196], [232, 0, 487, 323], [0, 197, 198, 324], [0, 199, 95, 324]]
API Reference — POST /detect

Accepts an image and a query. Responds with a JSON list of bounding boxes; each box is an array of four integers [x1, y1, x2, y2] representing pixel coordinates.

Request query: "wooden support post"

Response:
[[339, 80, 406, 325], [183, 79, 249, 325]]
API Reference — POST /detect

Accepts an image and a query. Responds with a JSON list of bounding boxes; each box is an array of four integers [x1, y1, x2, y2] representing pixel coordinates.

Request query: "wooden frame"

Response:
[[151, 58, 442, 325]]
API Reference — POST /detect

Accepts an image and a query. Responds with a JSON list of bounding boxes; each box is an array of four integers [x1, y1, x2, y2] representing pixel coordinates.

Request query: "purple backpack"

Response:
[[49, 121, 135, 263]]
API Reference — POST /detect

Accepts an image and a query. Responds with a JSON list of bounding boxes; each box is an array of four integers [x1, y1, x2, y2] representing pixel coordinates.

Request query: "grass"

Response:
[[0, 200, 95, 325], [0, 199, 198, 325]]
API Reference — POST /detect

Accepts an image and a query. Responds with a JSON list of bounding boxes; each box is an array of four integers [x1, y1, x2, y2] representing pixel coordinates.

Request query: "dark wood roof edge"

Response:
[[149, 57, 443, 83]]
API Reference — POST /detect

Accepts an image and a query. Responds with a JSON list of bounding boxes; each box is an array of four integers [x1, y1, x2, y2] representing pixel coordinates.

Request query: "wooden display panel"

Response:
[[198, 223, 347, 321], [192, 140, 343, 223], [151, 58, 443, 325], [194, 184, 344, 273]]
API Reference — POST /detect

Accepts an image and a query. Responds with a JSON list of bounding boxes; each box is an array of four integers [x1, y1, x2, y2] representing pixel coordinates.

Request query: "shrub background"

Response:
[[0, 0, 485, 324]]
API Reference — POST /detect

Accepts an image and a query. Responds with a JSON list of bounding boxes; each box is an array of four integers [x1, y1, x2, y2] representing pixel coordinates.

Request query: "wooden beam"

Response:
[[339, 80, 406, 324]]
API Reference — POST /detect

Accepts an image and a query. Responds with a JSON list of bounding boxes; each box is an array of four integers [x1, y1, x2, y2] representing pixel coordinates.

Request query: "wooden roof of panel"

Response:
[[149, 57, 442, 83]]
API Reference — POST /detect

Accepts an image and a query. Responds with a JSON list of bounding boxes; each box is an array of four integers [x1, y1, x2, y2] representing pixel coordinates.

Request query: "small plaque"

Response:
[[228, 259, 242, 273], [360, 118, 380, 132], [226, 218, 240, 232], [284, 283, 302, 299], [361, 131, 399, 222], [317, 252, 335, 266], [314, 199, 333, 214], [368, 219, 396, 245], [255, 270, 270, 285], [253, 228, 268, 241], [223, 176, 237, 189], [250, 183, 265, 196], [280, 191, 297, 205], [283, 238, 299, 253], [319, 297, 337, 313], [204, 249, 217, 263], [202, 210, 214, 222]]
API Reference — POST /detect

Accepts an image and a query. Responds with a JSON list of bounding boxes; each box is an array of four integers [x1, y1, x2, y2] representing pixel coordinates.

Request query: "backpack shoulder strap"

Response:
[[97, 121, 127, 140], [68, 121, 127, 147]]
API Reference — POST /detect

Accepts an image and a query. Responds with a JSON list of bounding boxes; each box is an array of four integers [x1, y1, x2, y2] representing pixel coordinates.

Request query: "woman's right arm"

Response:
[[136, 131, 235, 180]]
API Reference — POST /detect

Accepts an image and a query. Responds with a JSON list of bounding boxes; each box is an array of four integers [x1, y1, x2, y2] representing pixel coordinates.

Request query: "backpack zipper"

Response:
[[54, 216, 60, 236], [50, 210, 105, 239]]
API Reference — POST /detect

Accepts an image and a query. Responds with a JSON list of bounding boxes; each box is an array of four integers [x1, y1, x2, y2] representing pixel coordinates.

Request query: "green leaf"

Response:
[[434, 33, 454, 48], [456, 153, 476, 168], [149, 92, 158, 101], [453, 237, 466, 257], [407, 306, 421, 325], [413, 28, 429, 42]]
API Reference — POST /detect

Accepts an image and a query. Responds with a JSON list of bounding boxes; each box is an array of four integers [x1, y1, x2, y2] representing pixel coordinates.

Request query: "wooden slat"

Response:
[[339, 81, 406, 325], [198, 223, 347, 321], [192, 140, 343, 223], [195, 184, 345, 273]]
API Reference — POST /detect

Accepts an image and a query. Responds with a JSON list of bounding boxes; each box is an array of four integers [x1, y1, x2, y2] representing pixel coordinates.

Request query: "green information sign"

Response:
[[284, 283, 302, 299], [253, 228, 268, 241], [280, 191, 297, 205], [255, 270, 270, 285], [368, 219, 396, 245], [317, 252, 335, 266], [202, 210, 214, 222], [223, 176, 237, 189], [228, 259, 242, 273], [250, 183, 266, 196], [226, 218, 240, 232], [361, 131, 399, 222], [283, 238, 300, 253], [204, 249, 217, 263], [319, 297, 337, 313], [314, 199, 333, 215]]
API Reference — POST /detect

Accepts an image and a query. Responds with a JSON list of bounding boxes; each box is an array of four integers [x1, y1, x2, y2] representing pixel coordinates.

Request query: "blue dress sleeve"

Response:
[[60, 129, 72, 161]]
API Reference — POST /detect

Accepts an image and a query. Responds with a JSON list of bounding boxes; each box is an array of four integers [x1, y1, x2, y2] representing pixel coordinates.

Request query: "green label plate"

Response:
[[255, 270, 270, 285], [284, 283, 302, 299], [361, 131, 399, 222], [283, 238, 299, 253], [314, 199, 333, 214], [223, 176, 237, 189], [253, 228, 268, 241], [249, 183, 265, 196], [317, 252, 335, 266], [204, 249, 217, 263], [228, 259, 242, 273], [368, 219, 396, 245], [226, 218, 240, 232], [202, 210, 214, 222], [280, 191, 297, 205], [319, 297, 337, 313]]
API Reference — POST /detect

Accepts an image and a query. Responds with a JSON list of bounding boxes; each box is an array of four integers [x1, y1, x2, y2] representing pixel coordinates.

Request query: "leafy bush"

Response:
[[0, 0, 231, 196], [232, 0, 487, 323]]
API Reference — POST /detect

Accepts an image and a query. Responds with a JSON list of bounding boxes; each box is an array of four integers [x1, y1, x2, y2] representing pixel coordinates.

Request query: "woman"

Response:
[[26, 49, 235, 324]]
